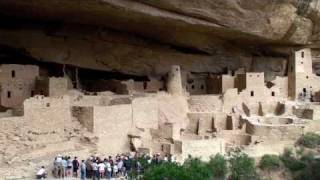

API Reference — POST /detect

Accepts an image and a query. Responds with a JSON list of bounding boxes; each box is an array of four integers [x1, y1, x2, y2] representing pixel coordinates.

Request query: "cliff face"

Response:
[[0, 0, 319, 79]]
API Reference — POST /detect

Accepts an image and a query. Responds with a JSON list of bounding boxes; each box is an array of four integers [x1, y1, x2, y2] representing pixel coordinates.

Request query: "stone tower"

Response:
[[288, 48, 316, 100], [167, 65, 183, 95]]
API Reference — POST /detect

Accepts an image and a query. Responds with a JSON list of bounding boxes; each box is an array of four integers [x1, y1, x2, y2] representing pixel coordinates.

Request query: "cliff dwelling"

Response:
[[0, 0, 320, 179]]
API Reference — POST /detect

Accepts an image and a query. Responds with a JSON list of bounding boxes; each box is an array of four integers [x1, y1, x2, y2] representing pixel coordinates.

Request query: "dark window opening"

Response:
[[271, 91, 275, 96], [200, 85, 204, 90], [7, 91, 11, 98], [250, 91, 254, 97], [31, 90, 34, 97], [11, 70, 15, 78], [301, 61, 304, 64], [231, 71, 235, 76], [302, 51, 304, 58], [176, 68, 179, 71], [191, 85, 195, 89], [306, 76, 309, 79], [40, 90, 44, 95], [303, 88, 306, 93], [46, 103, 50, 107], [310, 86, 312, 88], [143, 82, 147, 90]]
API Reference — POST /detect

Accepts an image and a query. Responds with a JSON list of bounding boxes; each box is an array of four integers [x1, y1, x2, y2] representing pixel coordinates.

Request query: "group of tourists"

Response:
[[36, 153, 175, 179]]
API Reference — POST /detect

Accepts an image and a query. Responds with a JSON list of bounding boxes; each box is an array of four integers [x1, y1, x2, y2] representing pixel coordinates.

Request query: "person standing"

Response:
[[67, 156, 73, 177], [80, 160, 86, 180], [105, 160, 112, 179], [98, 161, 106, 179], [72, 157, 80, 178], [92, 160, 99, 180], [61, 157, 68, 178]]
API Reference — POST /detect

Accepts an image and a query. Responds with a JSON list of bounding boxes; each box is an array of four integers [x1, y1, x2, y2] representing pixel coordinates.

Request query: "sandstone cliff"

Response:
[[0, 0, 319, 79]]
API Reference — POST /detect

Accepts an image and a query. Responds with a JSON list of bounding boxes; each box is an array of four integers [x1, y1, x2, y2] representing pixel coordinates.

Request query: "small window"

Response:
[[271, 91, 275, 97], [250, 91, 254, 97], [40, 90, 44, 95], [7, 91, 11, 98], [301, 61, 304, 64], [303, 88, 306, 93], [306, 76, 309, 79], [143, 82, 147, 90], [11, 70, 15, 78], [310, 86, 313, 89], [31, 90, 34, 97], [176, 68, 179, 71], [46, 103, 50, 107], [301, 51, 304, 58], [257, 75, 260, 77], [200, 85, 204, 90], [191, 85, 195, 89], [231, 71, 235, 76]]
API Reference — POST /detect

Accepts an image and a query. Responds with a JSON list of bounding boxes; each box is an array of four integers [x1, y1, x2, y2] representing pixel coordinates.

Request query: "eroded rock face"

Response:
[[0, 0, 319, 78]]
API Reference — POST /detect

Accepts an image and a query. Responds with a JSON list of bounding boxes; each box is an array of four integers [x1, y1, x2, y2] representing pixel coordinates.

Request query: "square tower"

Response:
[[288, 48, 318, 100]]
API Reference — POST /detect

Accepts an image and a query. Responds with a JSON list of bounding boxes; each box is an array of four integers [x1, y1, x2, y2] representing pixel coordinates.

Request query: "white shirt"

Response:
[[98, 163, 105, 172], [92, 162, 98, 171], [164, 157, 168, 162], [106, 162, 111, 172], [37, 168, 46, 175], [117, 160, 123, 169], [113, 165, 118, 172]]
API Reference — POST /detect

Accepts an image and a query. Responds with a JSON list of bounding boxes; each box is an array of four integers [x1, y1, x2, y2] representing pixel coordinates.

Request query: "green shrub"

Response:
[[142, 162, 188, 180], [295, 157, 320, 180], [207, 154, 227, 179], [280, 148, 306, 172], [298, 132, 320, 148], [259, 154, 280, 171], [229, 153, 257, 180], [183, 157, 212, 180]]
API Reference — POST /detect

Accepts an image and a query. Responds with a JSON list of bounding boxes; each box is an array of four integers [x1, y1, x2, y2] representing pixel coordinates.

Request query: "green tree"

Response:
[[142, 162, 188, 180], [280, 148, 305, 172], [229, 152, 257, 180], [259, 154, 280, 171], [298, 132, 320, 148], [183, 157, 212, 180], [207, 154, 227, 179]]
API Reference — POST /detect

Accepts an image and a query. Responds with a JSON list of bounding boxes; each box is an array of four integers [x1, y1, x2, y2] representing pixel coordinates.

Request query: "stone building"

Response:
[[288, 48, 320, 100], [0, 64, 39, 108], [35, 77, 72, 97]]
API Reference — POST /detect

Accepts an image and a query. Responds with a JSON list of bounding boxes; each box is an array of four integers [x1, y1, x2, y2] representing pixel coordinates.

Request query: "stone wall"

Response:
[[245, 120, 304, 140], [132, 97, 158, 129], [93, 105, 133, 155], [48, 77, 72, 97], [181, 138, 225, 161], [0, 64, 39, 81], [0, 64, 39, 108], [72, 106, 94, 132], [23, 95, 71, 133]]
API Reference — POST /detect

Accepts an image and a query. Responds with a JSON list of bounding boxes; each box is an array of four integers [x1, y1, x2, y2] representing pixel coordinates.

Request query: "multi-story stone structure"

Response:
[[0, 64, 39, 108]]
